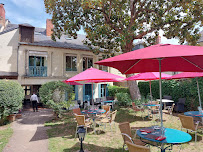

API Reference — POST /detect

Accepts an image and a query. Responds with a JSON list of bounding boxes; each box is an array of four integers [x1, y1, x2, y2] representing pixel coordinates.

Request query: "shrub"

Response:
[[108, 85, 129, 97], [0, 80, 24, 123], [39, 81, 74, 117], [116, 92, 132, 106]]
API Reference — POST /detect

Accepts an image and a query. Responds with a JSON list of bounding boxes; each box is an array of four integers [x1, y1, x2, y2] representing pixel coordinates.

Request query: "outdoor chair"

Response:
[[99, 105, 111, 118], [72, 108, 82, 115], [75, 115, 92, 138], [178, 114, 203, 142], [163, 103, 175, 115], [132, 102, 145, 120], [97, 110, 117, 132], [174, 98, 185, 112], [163, 95, 173, 106], [126, 141, 150, 152], [119, 122, 145, 151]]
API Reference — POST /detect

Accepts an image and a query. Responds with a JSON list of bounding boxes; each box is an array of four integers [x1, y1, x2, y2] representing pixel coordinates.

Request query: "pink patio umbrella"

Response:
[[64, 67, 125, 106], [169, 72, 203, 109], [96, 44, 203, 129], [125, 72, 171, 101]]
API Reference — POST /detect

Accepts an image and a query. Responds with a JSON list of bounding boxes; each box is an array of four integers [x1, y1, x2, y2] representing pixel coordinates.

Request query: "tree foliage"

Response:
[[39, 81, 74, 117], [0, 80, 24, 120], [45, 0, 203, 56]]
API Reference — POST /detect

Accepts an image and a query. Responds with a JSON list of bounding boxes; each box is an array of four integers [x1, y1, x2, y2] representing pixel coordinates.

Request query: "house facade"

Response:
[[0, 4, 123, 104]]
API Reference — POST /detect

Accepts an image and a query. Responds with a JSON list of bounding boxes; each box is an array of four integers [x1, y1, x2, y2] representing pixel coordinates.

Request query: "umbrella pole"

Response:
[[158, 59, 163, 129], [196, 78, 202, 109], [149, 80, 152, 103], [92, 83, 94, 107]]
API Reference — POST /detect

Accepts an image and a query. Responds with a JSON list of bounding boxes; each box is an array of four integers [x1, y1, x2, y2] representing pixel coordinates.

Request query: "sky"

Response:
[[2, 0, 201, 45]]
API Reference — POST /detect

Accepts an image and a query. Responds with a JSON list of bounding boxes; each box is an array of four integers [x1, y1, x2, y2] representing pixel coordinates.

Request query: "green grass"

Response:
[[46, 107, 203, 152], [0, 124, 13, 152]]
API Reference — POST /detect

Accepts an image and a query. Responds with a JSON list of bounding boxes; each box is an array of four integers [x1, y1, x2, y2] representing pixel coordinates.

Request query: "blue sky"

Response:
[[2, 0, 201, 44]]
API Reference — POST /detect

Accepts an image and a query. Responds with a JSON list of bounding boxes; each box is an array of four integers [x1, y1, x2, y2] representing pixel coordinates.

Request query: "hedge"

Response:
[[107, 85, 130, 97], [0, 80, 24, 123], [138, 78, 203, 111]]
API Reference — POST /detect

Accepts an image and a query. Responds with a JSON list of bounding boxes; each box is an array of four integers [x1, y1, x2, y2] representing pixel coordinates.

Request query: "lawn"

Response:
[[45, 106, 203, 152], [0, 124, 13, 152]]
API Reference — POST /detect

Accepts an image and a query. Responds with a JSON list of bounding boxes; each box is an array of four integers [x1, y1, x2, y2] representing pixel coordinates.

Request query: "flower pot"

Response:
[[7, 114, 16, 122]]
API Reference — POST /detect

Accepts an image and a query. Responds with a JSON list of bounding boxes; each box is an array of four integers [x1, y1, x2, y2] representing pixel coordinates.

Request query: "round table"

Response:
[[157, 99, 174, 110], [81, 109, 106, 134], [143, 103, 160, 107], [137, 127, 192, 152], [184, 111, 203, 117]]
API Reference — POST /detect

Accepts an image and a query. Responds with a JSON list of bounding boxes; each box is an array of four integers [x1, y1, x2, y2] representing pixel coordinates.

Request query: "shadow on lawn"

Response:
[[115, 108, 151, 123], [63, 142, 123, 152]]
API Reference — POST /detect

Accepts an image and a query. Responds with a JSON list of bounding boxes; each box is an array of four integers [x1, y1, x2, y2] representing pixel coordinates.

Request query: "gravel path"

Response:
[[3, 109, 53, 152]]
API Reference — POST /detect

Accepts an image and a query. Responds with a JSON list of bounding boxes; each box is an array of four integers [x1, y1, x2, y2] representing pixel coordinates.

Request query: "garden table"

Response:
[[81, 109, 106, 134], [157, 99, 174, 110], [184, 111, 203, 123], [137, 126, 192, 152], [102, 100, 115, 109], [143, 104, 160, 118]]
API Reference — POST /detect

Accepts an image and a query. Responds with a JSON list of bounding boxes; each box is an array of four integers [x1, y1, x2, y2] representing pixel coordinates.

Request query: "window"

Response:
[[66, 55, 77, 71], [100, 84, 107, 97], [29, 56, 47, 77], [23, 86, 31, 96], [83, 57, 93, 71], [99, 58, 108, 72]]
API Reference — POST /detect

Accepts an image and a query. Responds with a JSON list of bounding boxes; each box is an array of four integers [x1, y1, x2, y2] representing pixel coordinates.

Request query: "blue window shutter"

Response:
[[106, 84, 109, 97], [75, 85, 78, 100], [98, 84, 101, 98]]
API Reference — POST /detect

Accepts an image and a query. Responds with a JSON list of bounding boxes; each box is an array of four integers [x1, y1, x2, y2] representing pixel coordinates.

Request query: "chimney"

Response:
[[156, 35, 161, 44], [0, 3, 5, 27], [46, 19, 53, 36]]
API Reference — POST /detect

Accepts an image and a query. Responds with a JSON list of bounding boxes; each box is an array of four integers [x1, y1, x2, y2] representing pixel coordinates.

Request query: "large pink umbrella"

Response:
[[64, 67, 125, 106], [125, 72, 171, 101], [170, 72, 203, 108], [96, 44, 203, 128]]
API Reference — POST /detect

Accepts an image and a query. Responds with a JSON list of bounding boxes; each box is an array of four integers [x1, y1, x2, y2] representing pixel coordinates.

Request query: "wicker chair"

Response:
[[72, 108, 82, 115], [178, 114, 202, 142], [119, 122, 145, 151], [75, 115, 92, 138], [98, 110, 117, 132], [99, 105, 111, 118], [163, 103, 175, 115], [126, 141, 150, 152]]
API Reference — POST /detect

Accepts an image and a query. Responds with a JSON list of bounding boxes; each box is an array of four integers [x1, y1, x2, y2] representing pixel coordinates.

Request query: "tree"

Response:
[[44, 0, 203, 100]]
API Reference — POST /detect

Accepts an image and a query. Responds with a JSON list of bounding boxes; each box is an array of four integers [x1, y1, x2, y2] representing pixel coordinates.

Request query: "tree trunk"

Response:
[[126, 74, 141, 100]]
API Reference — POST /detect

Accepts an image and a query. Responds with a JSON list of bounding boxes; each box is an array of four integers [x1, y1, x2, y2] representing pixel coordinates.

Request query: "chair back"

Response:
[[126, 141, 150, 152], [119, 122, 132, 143], [178, 98, 186, 104], [151, 101, 159, 104], [73, 108, 82, 115], [103, 105, 110, 115], [75, 115, 85, 126], [178, 114, 196, 131], [111, 110, 117, 122]]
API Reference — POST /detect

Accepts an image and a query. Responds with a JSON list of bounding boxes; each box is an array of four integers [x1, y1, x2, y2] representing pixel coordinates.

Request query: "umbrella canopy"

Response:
[[96, 44, 203, 74], [125, 72, 171, 81], [62, 81, 83, 85], [96, 44, 203, 129], [65, 67, 125, 106], [125, 72, 171, 101], [169, 72, 203, 109], [65, 67, 124, 82]]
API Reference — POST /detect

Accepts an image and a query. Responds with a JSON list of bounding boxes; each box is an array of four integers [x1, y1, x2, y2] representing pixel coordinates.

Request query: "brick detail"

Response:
[[46, 19, 53, 36]]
